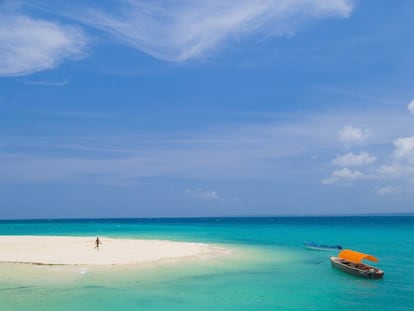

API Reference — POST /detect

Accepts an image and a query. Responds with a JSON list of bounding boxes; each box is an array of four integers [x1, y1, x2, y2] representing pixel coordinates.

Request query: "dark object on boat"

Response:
[[330, 249, 384, 279], [304, 241, 343, 251]]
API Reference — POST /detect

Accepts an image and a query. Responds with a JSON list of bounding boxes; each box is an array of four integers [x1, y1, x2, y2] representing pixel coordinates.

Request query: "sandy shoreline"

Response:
[[0, 236, 227, 266]]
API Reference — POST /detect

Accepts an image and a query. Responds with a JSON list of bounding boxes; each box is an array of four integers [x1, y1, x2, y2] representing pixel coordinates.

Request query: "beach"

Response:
[[0, 235, 226, 265]]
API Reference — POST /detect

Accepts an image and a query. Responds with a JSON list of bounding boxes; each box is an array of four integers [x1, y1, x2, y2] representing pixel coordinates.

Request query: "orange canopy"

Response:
[[338, 249, 379, 263]]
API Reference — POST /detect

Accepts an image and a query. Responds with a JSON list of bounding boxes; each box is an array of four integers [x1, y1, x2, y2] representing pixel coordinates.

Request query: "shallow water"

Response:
[[0, 217, 413, 310]]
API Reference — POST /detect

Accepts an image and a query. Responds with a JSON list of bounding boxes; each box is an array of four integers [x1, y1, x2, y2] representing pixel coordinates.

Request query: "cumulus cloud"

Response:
[[322, 168, 366, 185], [408, 99, 414, 115], [378, 136, 414, 180], [2, 107, 412, 187], [332, 152, 376, 167], [75, 0, 354, 61], [393, 136, 414, 164], [0, 14, 88, 76], [338, 125, 369, 147]]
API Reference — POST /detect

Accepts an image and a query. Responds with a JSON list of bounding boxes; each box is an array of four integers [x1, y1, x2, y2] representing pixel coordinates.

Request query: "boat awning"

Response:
[[338, 249, 379, 263]]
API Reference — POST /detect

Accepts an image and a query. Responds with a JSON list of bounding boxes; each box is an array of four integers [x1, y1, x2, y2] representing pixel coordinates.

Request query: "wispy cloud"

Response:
[[337, 125, 369, 148], [186, 188, 238, 202], [23, 80, 68, 87], [332, 152, 376, 167], [0, 117, 322, 184], [379, 163, 414, 178], [1, 106, 412, 185], [0, 14, 88, 76], [408, 99, 414, 115], [71, 0, 354, 61], [377, 186, 398, 196], [0, 0, 23, 11], [322, 167, 369, 185]]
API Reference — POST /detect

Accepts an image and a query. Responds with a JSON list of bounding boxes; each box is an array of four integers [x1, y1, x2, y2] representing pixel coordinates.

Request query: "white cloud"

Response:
[[332, 152, 376, 167], [377, 186, 398, 196], [1, 107, 412, 185], [393, 136, 414, 164], [332, 168, 364, 179], [322, 167, 366, 185], [338, 125, 369, 147], [377, 136, 414, 182], [23, 80, 68, 87], [379, 163, 414, 178], [0, 14, 88, 76], [186, 189, 221, 200], [186, 188, 237, 202], [408, 99, 414, 115], [76, 0, 354, 61]]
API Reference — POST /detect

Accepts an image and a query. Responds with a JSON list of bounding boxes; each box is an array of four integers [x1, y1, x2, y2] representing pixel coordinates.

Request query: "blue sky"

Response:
[[1, 0, 414, 219]]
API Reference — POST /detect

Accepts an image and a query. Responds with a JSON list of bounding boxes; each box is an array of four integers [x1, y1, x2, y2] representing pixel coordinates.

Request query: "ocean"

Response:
[[0, 217, 413, 310]]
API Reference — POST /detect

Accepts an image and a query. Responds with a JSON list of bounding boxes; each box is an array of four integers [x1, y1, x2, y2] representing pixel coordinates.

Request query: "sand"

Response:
[[0, 236, 226, 266]]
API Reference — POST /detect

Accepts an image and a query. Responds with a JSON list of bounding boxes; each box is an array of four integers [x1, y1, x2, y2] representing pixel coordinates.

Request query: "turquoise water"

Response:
[[0, 217, 413, 310]]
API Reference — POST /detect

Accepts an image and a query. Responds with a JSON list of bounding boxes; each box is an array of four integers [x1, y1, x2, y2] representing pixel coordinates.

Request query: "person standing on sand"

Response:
[[95, 237, 101, 250]]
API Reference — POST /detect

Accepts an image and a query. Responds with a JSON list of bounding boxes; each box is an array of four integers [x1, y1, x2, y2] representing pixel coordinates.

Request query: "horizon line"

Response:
[[1, 212, 413, 222]]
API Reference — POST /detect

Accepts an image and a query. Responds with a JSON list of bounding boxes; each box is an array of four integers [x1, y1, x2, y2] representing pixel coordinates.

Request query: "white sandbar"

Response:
[[0, 236, 226, 266]]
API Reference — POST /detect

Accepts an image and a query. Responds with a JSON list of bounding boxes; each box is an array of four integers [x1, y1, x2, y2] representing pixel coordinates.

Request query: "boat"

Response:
[[304, 241, 343, 251], [330, 249, 384, 279]]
